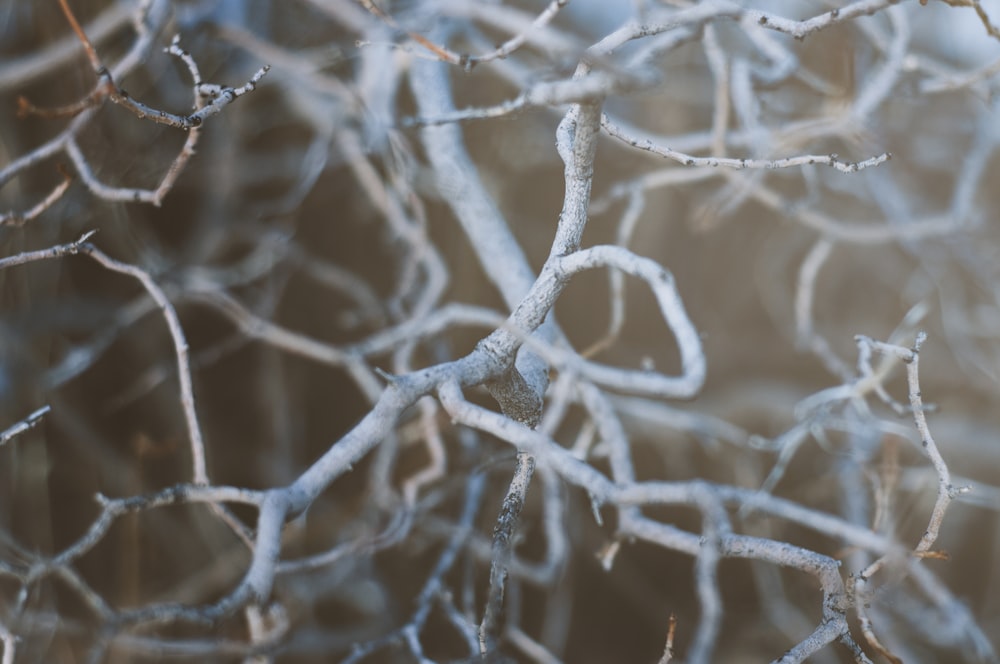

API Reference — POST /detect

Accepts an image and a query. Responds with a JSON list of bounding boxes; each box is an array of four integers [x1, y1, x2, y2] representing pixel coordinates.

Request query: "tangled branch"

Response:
[[1, 1, 999, 663]]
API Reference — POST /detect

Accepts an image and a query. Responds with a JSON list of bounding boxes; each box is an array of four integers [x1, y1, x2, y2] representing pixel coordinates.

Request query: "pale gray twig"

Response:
[[0, 406, 51, 447]]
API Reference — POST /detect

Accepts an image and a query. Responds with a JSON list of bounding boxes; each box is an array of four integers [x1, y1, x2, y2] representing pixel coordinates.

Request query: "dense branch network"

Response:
[[1, 0, 999, 663], [1, 0, 267, 219]]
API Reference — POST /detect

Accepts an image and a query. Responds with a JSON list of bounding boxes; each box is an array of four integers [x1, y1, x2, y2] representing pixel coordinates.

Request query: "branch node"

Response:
[[484, 365, 543, 429]]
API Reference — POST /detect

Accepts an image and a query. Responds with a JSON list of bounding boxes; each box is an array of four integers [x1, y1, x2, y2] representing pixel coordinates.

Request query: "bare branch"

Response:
[[2, 1, 998, 661]]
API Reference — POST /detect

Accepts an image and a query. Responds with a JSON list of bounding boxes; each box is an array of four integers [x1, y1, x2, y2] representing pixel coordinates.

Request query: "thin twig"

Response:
[[658, 613, 677, 664], [0, 406, 52, 447]]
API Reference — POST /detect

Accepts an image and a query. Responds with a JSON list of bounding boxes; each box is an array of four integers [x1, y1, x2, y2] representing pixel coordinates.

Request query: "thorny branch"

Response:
[[2, 1, 1000, 663]]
